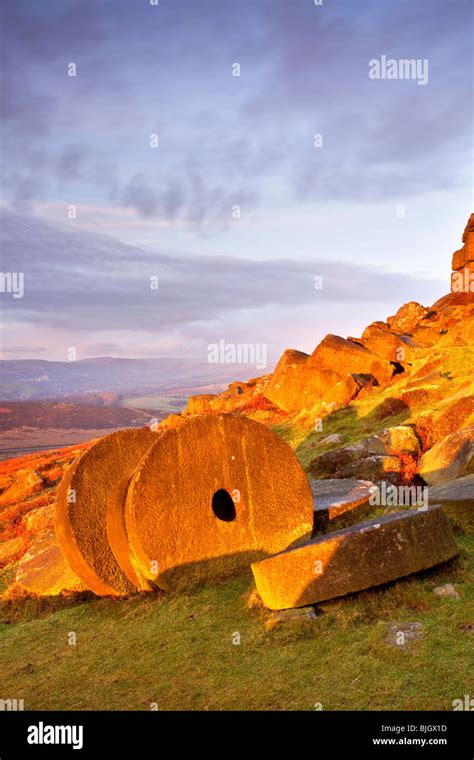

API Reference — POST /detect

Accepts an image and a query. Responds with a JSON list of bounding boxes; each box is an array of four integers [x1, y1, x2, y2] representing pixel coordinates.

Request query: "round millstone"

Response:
[[55, 428, 158, 596], [251, 505, 459, 610], [125, 414, 314, 591]]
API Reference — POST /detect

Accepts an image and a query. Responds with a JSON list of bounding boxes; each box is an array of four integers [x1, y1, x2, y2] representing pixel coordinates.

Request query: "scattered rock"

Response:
[[308, 334, 393, 388], [0, 536, 25, 568], [308, 425, 420, 483], [388, 302, 430, 334], [361, 322, 417, 363], [384, 621, 423, 648], [265, 606, 319, 631], [420, 427, 474, 484], [0, 468, 44, 508], [428, 475, 474, 533], [15, 528, 86, 596], [159, 413, 186, 430], [22, 504, 54, 534], [184, 395, 217, 415], [263, 349, 338, 412], [432, 583, 460, 599], [309, 445, 403, 484]]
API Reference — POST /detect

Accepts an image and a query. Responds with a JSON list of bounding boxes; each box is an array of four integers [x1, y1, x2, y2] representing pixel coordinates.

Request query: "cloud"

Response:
[[1, 0, 470, 225], [82, 342, 125, 356], [0, 210, 443, 340], [0, 345, 47, 354]]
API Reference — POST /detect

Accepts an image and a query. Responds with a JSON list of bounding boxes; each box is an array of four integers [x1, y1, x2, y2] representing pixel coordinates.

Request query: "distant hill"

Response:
[[0, 401, 152, 432], [0, 357, 267, 401], [0, 401, 153, 459]]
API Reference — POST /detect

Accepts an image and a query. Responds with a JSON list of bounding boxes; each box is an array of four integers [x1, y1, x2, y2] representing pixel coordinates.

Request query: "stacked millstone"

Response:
[[55, 428, 159, 596], [55, 415, 314, 595], [54, 415, 459, 607], [451, 213, 474, 294]]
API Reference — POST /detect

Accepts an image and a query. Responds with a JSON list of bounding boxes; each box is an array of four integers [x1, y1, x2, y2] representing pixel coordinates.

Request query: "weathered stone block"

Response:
[[311, 478, 375, 531], [251, 506, 458, 610]]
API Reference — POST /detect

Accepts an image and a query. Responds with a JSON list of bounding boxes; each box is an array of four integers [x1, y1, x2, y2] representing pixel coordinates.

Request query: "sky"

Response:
[[0, 0, 472, 364]]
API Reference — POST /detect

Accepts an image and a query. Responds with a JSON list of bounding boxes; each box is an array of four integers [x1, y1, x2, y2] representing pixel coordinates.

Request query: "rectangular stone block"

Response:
[[311, 478, 374, 532], [251, 506, 458, 610]]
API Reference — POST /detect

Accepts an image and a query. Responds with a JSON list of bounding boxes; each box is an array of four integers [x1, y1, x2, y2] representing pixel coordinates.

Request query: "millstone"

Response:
[[125, 414, 314, 590], [55, 428, 158, 596], [251, 506, 459, 610]]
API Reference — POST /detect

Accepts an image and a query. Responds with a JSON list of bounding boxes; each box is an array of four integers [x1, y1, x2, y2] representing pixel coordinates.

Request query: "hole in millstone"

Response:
[[212, 489, 236, 522]]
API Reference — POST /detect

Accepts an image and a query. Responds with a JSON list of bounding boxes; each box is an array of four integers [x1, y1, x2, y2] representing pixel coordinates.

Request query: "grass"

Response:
[[1, 535, 472, 711]]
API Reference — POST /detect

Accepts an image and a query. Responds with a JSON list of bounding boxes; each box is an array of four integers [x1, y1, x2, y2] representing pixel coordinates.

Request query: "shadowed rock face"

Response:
[[308, 425, 421, 484], [125, 414, 314, 591], [251, 506, 459, 610]]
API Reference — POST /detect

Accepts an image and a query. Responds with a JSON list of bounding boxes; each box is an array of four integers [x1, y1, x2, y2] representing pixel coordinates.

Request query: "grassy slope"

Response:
[[1, 534, 472, 711]]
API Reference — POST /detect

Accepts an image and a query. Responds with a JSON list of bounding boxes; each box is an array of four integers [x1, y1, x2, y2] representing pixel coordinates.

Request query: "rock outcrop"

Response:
[[162, 214, 473, 489], [451, 213, 474, 294]]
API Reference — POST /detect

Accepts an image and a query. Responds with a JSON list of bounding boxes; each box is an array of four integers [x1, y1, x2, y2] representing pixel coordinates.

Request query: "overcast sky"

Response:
[[0, 0, 472, 362]]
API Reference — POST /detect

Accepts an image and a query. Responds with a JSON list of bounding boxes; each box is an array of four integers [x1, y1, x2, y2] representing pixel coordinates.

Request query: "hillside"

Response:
[[0, 401, 154, 460], [0, 216, 472, 713]]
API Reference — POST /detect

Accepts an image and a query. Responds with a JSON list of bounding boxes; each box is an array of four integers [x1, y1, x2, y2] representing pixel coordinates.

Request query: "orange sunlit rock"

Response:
[[251, 507, 458, 610], [125, 414, 314, 591], [15, 528, 86, 596]]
